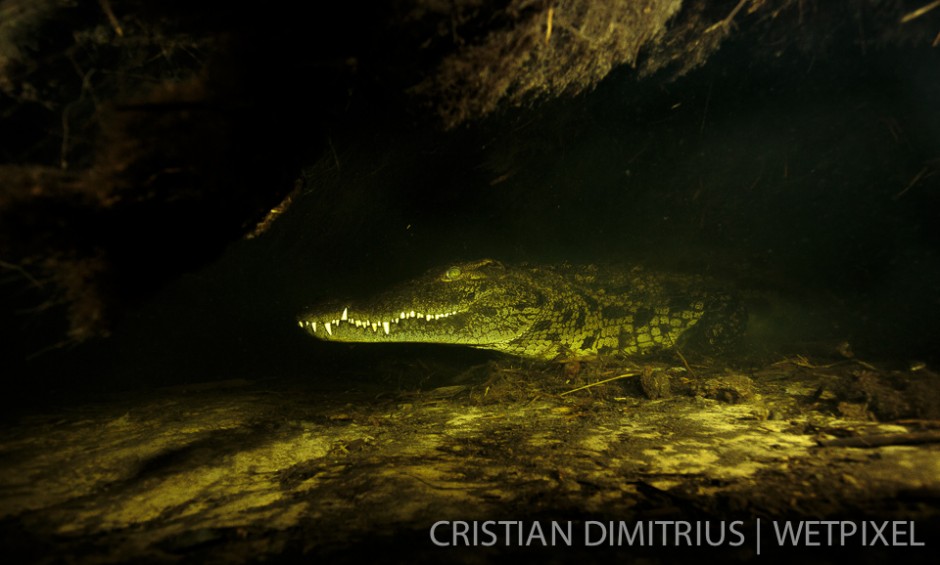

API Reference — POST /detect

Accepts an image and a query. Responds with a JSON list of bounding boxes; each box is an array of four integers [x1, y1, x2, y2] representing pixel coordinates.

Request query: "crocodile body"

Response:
[[298, 259, 745, 360]]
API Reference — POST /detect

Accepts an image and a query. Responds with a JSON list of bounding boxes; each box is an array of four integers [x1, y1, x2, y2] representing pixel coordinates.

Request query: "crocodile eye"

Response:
[[443, 266, 462, 281]]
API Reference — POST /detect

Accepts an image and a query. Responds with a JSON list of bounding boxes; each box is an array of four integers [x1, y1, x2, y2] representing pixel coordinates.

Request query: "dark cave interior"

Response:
[[1, 1, 939, 563]]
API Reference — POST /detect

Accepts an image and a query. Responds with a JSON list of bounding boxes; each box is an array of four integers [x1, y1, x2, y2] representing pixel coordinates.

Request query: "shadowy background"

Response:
[[1, 0, 938, 411]]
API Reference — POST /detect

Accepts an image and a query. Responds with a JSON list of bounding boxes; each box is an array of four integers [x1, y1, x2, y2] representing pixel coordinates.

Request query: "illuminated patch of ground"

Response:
[[1, 356, 938, 561]]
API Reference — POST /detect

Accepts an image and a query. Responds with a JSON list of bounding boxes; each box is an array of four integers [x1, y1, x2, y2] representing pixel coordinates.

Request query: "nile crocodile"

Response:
[[298, 259, 746, 360]]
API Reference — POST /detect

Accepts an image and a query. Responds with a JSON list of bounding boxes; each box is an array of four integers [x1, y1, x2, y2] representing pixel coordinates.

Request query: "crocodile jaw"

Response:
[[299, 298, 540, 348], [298, 260, 545, 351], [298, 306, 496, 344]]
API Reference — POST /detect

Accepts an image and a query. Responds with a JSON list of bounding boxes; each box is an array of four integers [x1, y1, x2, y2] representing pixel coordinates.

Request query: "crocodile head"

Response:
[[298, 259, 548, 351]]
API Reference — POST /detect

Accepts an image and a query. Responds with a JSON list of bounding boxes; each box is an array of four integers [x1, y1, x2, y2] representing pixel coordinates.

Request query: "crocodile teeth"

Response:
[[409, 311, 415, 318], [371, 322, 378, 332], [312, 322, 317, 332], [341, 307, 348, 321], [324, 322, 332, 336], [383, 321, 390, 334], [425, 313, 432, 321], [400, 312, 406, 319], [355, 320, 362, 327]]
